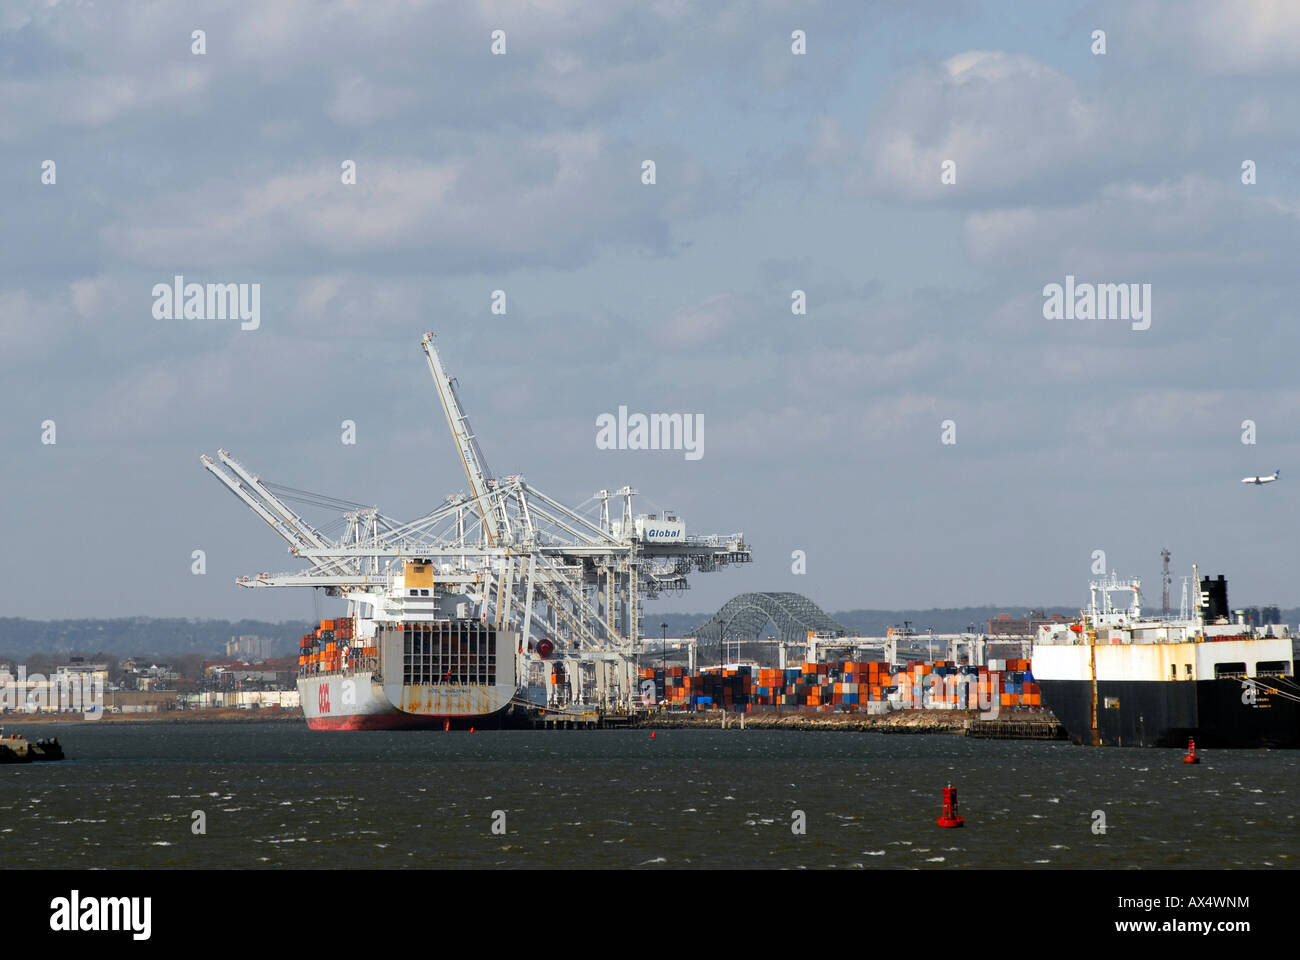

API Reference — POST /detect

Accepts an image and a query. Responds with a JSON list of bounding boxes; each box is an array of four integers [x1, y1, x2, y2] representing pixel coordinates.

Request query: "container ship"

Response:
[[1032, 571, 1300, 747], [297, 559, 525, 730]]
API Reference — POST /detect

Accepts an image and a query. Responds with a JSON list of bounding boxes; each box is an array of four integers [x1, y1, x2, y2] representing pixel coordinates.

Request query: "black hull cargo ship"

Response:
[[1032, 571, 1299, 748], [1034, 676, 1299, 748]]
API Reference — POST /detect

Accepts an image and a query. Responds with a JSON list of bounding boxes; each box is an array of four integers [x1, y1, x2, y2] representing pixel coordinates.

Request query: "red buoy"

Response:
[[443, 718, 450, 732], [1183, 737, 1199, 764], [469, 727, 475, 733], [936, 785, 965, 828], [650, 731, 656, 739]]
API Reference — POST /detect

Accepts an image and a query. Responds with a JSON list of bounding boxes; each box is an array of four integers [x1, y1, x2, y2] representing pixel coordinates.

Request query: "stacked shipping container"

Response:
[[296, 618, 376, 676], [638, 658, 1044, 713]]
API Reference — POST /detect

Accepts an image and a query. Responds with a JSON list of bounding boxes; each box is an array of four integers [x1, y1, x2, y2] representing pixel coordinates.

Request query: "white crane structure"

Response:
[[200, 333, 750, 708]]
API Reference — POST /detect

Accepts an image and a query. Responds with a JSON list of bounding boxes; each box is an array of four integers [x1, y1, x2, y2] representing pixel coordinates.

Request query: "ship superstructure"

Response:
[[1032, 570, 1300, 747], [202, 334, 750, 727]]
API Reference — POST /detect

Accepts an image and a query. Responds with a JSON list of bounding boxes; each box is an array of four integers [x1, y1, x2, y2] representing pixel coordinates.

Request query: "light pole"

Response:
[[769, 633, 779, 718], [660, 622, 668, 712], [718, 628, 724, 713]]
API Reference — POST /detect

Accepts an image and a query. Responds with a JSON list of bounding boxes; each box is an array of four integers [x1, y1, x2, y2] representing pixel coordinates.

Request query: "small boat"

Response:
[[0, 730, 64, 763]]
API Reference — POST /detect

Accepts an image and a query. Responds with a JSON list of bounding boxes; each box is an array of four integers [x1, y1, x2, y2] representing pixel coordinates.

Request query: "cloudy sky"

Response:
[[5, 0, 1300, 623]]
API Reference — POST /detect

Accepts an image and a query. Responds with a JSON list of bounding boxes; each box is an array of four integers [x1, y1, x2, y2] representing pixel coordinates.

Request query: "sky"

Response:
[[4, 0, 1300, 623]]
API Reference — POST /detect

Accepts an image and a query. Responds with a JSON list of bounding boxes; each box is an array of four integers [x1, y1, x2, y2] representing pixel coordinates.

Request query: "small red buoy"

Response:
[[650, 731, 656, 739], [469, 727, 475, 733], [443, 718, 450, 732], [1183, 737, 1199, 764], [936, 785, 965, 828]]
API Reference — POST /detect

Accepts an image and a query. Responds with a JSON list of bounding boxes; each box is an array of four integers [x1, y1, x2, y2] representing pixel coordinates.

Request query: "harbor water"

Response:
[[2, 723, 1295, 869]]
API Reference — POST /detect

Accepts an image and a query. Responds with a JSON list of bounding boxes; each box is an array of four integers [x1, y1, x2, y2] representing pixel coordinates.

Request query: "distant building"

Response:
[[987, 641, 1031, 662], [1239, 606, 1281, 626], [227, 635, 273, 660], [57, 661, 111, 679], [179, 689, 301, 710], [203, 657, 296, 691], [123, 662, 179, 692], [987, 610, 1070, 637]]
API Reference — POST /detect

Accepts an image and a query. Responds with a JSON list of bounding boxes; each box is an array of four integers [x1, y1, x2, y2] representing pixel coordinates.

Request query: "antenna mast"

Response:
[[1161, 548, 1171, 617]]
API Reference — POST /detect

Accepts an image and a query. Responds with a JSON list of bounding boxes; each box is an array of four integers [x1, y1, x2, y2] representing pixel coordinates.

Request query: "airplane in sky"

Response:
[[1242, 469, 1280, 485]]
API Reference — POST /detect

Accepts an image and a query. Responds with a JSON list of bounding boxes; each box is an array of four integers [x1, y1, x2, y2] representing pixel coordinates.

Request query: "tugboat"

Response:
[[0, 729, 64, 763]]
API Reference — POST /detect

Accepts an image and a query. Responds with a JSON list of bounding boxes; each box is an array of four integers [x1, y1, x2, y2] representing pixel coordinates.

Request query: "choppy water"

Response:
[[1, 723, 1295, 869]]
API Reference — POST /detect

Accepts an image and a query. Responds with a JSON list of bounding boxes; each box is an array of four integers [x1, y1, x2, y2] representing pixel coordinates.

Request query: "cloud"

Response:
[[100, 131, 719, 273], [326, 73, 418, 127], [286, 273, 430, 338], [0, 0, 879, 146], [658, 294, 747, 350], [0, 288, 63, 365], [1116, 0, 1300, 75], [0, 65, 209, 140], [9, 1, 1300, 619], [857, 51, 1103, 203], [962, 175, 1299, 277]]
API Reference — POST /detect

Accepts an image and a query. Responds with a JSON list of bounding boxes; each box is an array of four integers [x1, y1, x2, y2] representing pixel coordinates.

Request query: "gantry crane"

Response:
[[201, 333, 751, 707]]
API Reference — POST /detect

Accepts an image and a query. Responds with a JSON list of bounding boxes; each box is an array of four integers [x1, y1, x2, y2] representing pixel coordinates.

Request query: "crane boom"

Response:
[[217, 449, 333, 552], [201, 453, 351, 579], [201, 454, 304, 546], [421, 332, 511, 546]]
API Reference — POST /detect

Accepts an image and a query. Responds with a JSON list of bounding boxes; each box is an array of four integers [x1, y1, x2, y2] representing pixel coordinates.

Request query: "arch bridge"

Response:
[[687, 592, 849, 652]]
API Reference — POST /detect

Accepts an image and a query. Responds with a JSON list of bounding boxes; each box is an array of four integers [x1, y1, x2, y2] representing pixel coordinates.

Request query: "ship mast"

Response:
[[1160, 548, 1171, 617], [1087, 619, 1099, 746]]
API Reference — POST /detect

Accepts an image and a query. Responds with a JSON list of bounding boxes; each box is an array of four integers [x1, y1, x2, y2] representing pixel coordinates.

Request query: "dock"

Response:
[[521, 706, 1068, 740], [527, 708, 649, 730], [964, 717, 1067, 740]]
